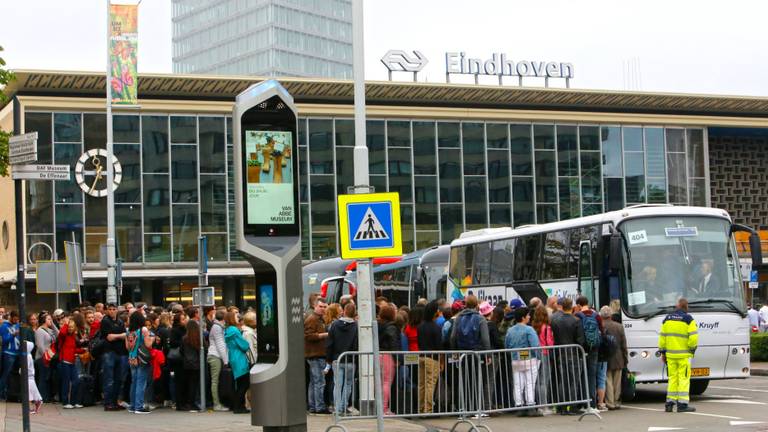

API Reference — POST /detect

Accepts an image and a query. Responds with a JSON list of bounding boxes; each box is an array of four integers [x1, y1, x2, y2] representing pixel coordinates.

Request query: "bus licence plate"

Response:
[[691, 367, 710, 377]]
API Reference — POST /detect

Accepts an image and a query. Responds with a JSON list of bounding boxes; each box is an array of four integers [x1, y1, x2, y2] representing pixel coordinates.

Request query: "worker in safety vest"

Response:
[[658, 298, 698, 413]]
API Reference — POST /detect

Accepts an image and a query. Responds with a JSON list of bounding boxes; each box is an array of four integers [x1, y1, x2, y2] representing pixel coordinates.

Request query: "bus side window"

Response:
[[578, 239, 596, 305]]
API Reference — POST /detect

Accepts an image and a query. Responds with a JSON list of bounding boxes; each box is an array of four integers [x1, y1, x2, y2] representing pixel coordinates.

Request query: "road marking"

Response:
[[625, 405, 742, 420], [700, 398, 766, 405], [648, 427, 685, 431], [730, 421, 766, 426], [710, 385, 768, 394], [624, 405, 664, 412], [681, 411, 742, 420]]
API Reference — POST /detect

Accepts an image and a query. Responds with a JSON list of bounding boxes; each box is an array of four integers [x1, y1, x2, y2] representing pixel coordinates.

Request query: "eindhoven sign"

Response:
[[381, 50, 574, 87]]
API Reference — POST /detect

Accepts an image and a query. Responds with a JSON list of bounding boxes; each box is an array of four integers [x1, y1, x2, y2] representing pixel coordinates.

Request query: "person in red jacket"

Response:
[[58, 318, 85, 409]]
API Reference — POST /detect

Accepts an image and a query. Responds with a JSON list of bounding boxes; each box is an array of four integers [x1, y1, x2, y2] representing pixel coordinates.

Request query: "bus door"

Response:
[[577, 239, 597, 306]]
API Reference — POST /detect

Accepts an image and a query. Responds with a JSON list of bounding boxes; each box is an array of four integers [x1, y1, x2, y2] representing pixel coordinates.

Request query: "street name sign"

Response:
[[338, 192, 402, 259], [8, 132, 38, 165], [12, 164, 71, 181]]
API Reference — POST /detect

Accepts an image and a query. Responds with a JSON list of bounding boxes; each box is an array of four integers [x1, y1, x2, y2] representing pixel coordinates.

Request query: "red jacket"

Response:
[[57, 324, 85, 363]]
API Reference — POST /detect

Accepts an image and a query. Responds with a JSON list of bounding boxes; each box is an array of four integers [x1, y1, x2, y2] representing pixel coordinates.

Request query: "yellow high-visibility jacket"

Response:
[[658, 309, 698, 359]]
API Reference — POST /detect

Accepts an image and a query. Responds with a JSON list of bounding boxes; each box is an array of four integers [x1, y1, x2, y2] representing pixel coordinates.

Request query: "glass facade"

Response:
[[172, 0, 353, 78], [24, 112, 708, 263]]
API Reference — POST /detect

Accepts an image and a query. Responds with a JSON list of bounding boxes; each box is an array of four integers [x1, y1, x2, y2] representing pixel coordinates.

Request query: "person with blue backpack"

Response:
[[575, 296, 603, 410], [449, 295, 490, 414]]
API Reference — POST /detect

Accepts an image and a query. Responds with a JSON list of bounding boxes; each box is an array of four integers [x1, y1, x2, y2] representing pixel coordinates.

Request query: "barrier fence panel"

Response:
[[325, 345, 600, 432]]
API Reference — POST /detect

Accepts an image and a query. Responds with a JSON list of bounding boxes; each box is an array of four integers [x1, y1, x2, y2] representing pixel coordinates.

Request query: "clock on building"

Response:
[[74, 148, 122, 198]]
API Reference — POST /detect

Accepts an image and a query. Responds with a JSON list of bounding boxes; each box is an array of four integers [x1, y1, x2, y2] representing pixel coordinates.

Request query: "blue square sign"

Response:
[[347, 201, 394, 250]]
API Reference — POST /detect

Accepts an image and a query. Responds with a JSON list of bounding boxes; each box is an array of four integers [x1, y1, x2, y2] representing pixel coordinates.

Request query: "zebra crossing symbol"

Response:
[[337, 192, 402, 259], [353, 208, 390, 241]]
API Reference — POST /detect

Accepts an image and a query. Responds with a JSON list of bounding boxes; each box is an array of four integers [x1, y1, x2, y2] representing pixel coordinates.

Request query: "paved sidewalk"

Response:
[[0, 403, 426, 432], [752, 361, 768, 376]]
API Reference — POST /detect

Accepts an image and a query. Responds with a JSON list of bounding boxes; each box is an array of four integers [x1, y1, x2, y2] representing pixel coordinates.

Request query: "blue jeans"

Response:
[[130, 363, 150, 411], [586, 350, 598, 407], [102, 351, 128, 407], [58, 362, 79, 405], [334, 362, 355, 414], [597, 361, 607, 391], [307, 358, 326, 412], [0, 353, 17, 400]]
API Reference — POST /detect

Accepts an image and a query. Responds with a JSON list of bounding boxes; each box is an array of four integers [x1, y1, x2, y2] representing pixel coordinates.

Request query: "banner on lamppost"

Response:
[[109, 3, 138, 105]]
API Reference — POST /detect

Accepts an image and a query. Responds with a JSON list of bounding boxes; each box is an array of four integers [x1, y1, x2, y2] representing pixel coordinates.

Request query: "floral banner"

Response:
[[109, 4, 138, 105]]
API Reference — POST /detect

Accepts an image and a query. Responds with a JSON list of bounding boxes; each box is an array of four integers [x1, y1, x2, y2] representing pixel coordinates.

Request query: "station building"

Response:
[[0, 70, 767, 308]]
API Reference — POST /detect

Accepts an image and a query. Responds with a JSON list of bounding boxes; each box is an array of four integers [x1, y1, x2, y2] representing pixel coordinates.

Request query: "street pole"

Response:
[[105, 0, 118, 305], [352, 1, 384, 430], [198, 236, 208, 412], [12, 97, 31, 432]]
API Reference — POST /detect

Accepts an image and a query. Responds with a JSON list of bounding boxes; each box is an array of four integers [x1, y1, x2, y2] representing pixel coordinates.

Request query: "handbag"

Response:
[[167, 347, 182, 365], [218, 364, 235, 408]]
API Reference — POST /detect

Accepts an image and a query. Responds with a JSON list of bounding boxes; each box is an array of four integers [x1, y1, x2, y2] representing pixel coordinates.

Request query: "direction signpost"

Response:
[[12, 164, 71, 181], [8, 132, 37, 165]]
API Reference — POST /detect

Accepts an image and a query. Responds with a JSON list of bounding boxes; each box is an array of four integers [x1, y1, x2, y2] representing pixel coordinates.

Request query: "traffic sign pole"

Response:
[[352, 1, 383, 429], [12, 100, 32, 432]]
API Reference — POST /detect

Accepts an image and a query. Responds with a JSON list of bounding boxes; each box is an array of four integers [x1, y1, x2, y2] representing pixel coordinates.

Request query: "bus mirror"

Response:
[[609, 232, 623, 274], [413, 267, 425, 298], [750, 232, 763, 268], [732, 223, 763, 268]]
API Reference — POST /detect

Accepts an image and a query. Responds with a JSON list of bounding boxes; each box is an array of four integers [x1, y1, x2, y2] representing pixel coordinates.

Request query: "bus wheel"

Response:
[[690, 379, 709, 395]]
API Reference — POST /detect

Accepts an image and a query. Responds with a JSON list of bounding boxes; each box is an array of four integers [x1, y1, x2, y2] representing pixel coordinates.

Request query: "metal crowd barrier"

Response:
[[324, 344, 600, 432]]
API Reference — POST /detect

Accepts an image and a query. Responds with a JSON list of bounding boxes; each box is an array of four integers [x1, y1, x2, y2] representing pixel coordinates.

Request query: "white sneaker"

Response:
[[213, 405, 229, 412], [347, 407, 360, 416], [63, 404, 74, 409], [74, 404, 84, 409], [119, 401, 130, 409]]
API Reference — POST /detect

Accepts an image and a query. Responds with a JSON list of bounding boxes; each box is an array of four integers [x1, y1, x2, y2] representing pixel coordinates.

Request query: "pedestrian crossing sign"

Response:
[[338, 192, 402, 259]]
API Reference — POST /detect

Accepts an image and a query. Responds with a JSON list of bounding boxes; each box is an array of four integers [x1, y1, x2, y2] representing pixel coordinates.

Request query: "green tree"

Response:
[[0, 45, 15, 177]]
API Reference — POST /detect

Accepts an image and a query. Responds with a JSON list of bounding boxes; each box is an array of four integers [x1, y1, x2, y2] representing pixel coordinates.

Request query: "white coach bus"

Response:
[[447, 205, 762, 395]]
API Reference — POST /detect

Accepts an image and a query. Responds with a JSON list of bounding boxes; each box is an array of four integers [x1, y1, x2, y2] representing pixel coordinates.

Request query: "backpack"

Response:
[[455, 313, 482, 350], [581, 312, 602, 350], [600, 332, 618, 359]]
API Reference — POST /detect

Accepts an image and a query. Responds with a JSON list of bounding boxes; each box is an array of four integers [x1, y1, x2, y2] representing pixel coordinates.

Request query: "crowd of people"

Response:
[[305, 292, 629, 417], [0, 302, 258, 415]]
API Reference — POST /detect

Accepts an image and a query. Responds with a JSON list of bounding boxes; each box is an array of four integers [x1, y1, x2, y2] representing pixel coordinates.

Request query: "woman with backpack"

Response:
[[126, 310, 154, 414]]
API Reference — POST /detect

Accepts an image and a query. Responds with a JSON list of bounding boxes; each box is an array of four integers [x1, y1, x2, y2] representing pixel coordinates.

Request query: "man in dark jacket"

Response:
[[99, 303, 128, 411], [600, 306, 627, 410], [304, 298, 328, 414], [550, 297, 586, 414], [326, 303, 358, 415], [449, 295, 490, 414]]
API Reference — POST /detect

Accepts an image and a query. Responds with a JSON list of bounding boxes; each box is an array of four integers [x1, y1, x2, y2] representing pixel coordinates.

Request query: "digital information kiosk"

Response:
[[234, 80, 306, 432]]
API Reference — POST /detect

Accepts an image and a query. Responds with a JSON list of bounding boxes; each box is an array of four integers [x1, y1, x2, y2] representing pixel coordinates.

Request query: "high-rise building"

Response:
[[172, 0, 353, 78]]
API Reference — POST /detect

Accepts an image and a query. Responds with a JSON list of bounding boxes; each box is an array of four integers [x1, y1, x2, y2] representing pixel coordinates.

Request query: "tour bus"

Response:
[[372, 245, 450, 307], [301, 245, 451, 307], [447, 205, 762, 395]]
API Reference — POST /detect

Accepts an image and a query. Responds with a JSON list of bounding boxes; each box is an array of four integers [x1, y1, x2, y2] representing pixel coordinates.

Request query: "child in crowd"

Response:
[[26, 341, 43, 414]]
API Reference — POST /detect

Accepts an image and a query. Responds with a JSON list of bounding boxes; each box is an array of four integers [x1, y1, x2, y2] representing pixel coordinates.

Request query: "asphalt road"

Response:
[[2, 377, 766, 431], [413, 377, 768, 432]]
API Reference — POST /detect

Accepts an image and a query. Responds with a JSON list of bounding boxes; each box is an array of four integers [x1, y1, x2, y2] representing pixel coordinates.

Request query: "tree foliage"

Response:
[[0, 45, 15, 177]]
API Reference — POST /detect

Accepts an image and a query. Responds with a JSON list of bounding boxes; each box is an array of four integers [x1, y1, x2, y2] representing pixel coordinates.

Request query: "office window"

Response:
[[462, 123, 485, 175], [367, 120, 386, 174], [413, 121, 436, 175], [308, 119, 333, 174], [510, 124, 533, 175]]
